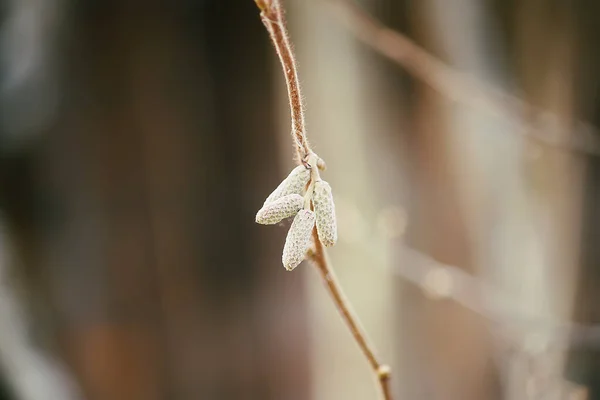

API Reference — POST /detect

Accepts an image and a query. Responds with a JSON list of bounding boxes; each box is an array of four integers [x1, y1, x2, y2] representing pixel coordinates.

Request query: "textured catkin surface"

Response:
[[282, 210, 315, 271], [263, 165, 310, 206], [313, 180, 337, 247], [256, 194, 303, 224]]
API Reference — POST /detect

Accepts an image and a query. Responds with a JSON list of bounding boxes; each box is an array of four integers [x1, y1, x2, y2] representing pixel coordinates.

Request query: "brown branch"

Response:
[[254, 1, 393, 398], [327, 0, 600, 157], [311, 229, 393, 400], [256, 0, 311, 161]]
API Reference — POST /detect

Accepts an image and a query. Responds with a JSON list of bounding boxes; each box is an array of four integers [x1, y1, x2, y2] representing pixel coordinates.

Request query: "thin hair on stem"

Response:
[[256, 0, 311, 161]]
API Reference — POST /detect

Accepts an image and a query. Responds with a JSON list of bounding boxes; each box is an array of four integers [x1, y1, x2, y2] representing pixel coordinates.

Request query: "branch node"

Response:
[[378, 365, 392, 380]]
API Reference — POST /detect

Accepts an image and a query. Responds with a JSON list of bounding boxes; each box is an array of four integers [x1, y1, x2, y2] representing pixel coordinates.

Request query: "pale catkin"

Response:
[[313, 180, 337, 247], [256, 194, 304, 225], [282, 209, 315, 271], [263, 165, 310, 206]]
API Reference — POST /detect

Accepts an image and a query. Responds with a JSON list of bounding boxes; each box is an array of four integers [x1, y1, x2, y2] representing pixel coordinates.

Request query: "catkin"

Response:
[[313, 180, 337, 247], [282, 209, 315, 271], [256, 194, 303, 225], [263, 165, 310, 206]]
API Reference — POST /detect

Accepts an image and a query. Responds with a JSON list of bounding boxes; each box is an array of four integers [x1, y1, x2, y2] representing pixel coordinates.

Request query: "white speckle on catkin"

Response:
[[282, 209, 315, 271], [313, 180, 337, 247], [263, 165, 310, 206], [256, 194, 304, 225]]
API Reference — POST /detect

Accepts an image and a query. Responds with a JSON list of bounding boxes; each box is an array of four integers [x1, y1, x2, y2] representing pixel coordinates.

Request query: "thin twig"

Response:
[[254, 1, 393, 398], [311, 230, 393, 400], [327, 0, 600, 157], [256, 0, 311, 160]]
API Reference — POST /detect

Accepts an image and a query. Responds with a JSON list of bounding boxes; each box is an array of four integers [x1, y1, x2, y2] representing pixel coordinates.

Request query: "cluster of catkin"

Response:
[[256, 158, 337, 271]]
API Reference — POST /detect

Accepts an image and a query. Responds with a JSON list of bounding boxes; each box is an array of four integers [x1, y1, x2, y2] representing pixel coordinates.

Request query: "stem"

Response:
[[310, 231, 393, 400], [256, 0, 311, 161], [254, 1, 393, 398]]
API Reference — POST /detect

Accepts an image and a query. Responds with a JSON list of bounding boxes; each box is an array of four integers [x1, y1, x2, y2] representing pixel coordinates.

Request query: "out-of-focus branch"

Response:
[[326, 0, 600, 157], [395, 245, 600, 351]]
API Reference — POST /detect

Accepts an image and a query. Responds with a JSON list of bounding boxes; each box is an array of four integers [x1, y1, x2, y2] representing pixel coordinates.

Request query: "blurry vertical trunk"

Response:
[[565, 3, 600, 398], [389, 1, 503, 399], [506, 2, 584, 398]]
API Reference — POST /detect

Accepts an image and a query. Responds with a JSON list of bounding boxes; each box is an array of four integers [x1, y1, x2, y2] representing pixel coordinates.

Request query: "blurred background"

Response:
[[0, 0, 599, 399]]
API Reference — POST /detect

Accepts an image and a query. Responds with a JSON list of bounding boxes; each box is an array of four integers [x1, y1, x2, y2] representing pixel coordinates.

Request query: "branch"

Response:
[[327, 0, 600, 157], [256, 0, 311, 161], [254, 1, 393, 398], [311, 231, 393, 399]]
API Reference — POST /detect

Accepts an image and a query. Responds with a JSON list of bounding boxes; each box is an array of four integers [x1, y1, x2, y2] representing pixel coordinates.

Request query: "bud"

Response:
[[313, 180, 337, 247], [263, 165, 310, 206], [256, 194, 303, 225], [282, 210, 315, 271]]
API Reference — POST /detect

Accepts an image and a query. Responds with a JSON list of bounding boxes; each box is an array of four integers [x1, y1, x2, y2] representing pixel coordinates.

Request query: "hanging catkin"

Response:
[[282, 210, 315, 271], [256, 194, 304, 225], [313, 180, 337, 247], [263, 165, 310, 206]]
